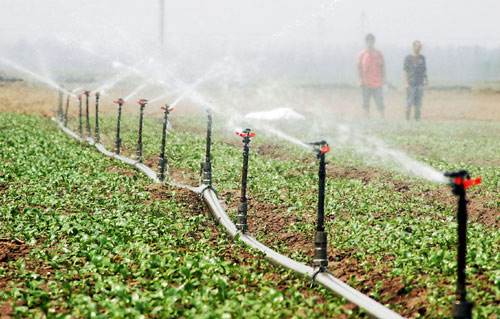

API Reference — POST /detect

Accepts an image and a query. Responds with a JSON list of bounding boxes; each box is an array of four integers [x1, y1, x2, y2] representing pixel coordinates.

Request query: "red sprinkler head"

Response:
[[444, 170, 481, 195], [452, 176, 481, 189], [161, 104, 175, 113], [235, 129, 256, 139], [113, 98, 125, 105], [83, 90, 90, 96], [137, 99, 148, 106], [309, 140, 330, 158]]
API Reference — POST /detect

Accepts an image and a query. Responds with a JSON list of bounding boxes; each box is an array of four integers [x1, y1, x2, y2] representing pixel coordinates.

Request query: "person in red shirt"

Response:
[[358, 34, 386, 118]]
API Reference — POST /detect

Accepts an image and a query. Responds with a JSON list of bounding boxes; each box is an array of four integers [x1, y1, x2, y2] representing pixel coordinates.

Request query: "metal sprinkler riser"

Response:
[[84, 90, 91, 137], [78, 95, 83, 137], [158, 104, 174, 182], [113, 98, 125, 155], [57, 90, 64, 122], [310, 140, 331, 272], [94, 92, 100, 143], [235, 128, 255, 233], [136, 99, 148, 163], [444, 170, 481, 319], [201, 108, 213, 187], [63, 94, 70, 127]]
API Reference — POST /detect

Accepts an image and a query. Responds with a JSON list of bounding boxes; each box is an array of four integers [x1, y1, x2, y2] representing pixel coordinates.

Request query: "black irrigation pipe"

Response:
[[51, 91, 479, 319]]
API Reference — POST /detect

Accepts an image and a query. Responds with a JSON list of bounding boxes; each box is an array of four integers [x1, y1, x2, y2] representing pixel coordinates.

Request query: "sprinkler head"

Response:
[[309, 140, 330, 157], [137, 99, 148, 107], [113, 98, 125, 106], [161, 104, 175, 113], [83, 90, 90, 96], [235, 128, 256, 139], [444, 170, 481, 195], [95, 92, 100, 98], [78, 94, 82, 101]]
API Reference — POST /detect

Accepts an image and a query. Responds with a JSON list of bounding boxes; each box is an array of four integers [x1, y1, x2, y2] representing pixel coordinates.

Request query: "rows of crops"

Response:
[[64, 108, 499, 318], [0, 113, 361, 318], [1, 100, 498, 318]]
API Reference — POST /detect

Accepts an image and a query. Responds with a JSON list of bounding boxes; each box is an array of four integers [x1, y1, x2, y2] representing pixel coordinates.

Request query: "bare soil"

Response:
[[195, 185, 436, 318], [0, 238, 29, 265]]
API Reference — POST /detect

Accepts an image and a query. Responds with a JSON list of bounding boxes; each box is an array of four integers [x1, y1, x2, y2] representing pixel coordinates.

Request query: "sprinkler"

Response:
[[444, 170, 481, 319], [63, 94, 70, 127], [83, 90, 91, 137], [94, 92, 100, 143], [78, 94, 83, 137], [235, 128, 256, 233], [113, 98, 125, 154], [136, 99, 148, 163], [158, 104, 174, 181], [201, 108, 213, 187], [57, 89, 64, 121], [309, 140, 331, 273]]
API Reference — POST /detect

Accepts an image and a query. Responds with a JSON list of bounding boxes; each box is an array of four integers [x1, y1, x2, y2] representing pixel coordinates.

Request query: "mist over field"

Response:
[[1, 0, 500, 86]]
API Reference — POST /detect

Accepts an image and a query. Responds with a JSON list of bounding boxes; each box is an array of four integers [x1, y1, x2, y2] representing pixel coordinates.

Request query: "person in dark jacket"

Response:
[[404, 40, 428, 121]]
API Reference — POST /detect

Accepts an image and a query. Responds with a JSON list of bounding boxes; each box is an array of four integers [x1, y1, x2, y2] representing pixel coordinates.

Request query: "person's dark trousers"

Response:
[[362, 86, 385, 117], [406, 85, 424, 121]]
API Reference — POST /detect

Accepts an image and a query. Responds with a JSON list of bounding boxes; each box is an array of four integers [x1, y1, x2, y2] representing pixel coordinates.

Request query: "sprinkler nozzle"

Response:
[[113, 98, 125, 105], [83, 90, 90, 96], [161, 104, 175, 113], [236, 128, 256, 139], [444, 170, 481, 194], [309, 140, 330, 157], [137, 99, 148, 106]]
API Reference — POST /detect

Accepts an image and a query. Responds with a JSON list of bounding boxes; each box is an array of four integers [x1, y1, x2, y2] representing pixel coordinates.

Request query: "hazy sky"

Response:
[[0, 0, 499, 48]]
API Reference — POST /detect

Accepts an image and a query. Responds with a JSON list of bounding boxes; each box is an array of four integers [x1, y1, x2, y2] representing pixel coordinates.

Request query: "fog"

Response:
[[0, 0, 498, 182], [1, 0, 500, 85]]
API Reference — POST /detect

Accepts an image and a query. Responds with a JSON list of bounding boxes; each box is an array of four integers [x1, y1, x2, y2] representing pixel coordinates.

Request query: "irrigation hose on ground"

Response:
[[52, 118, 405, 319]]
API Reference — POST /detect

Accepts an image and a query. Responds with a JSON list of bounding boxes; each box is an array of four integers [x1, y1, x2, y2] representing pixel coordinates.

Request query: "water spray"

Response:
[[78, 94, 83, 137], [136, 99, 148, 163], [113, 98, 125, 154], [94, 92, 100, 143], [158, 104, 174, 182], [83, 90, 91, 137], [63, 94, 70, 127], [235, 128, 256, 233], [201, 108, 213, 187], [309, 140, 331, 274], [444, 170, 481, 319]]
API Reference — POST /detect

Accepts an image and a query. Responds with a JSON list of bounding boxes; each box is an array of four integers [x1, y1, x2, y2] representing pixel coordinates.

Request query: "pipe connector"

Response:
[[313, 231, 328, 270]]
